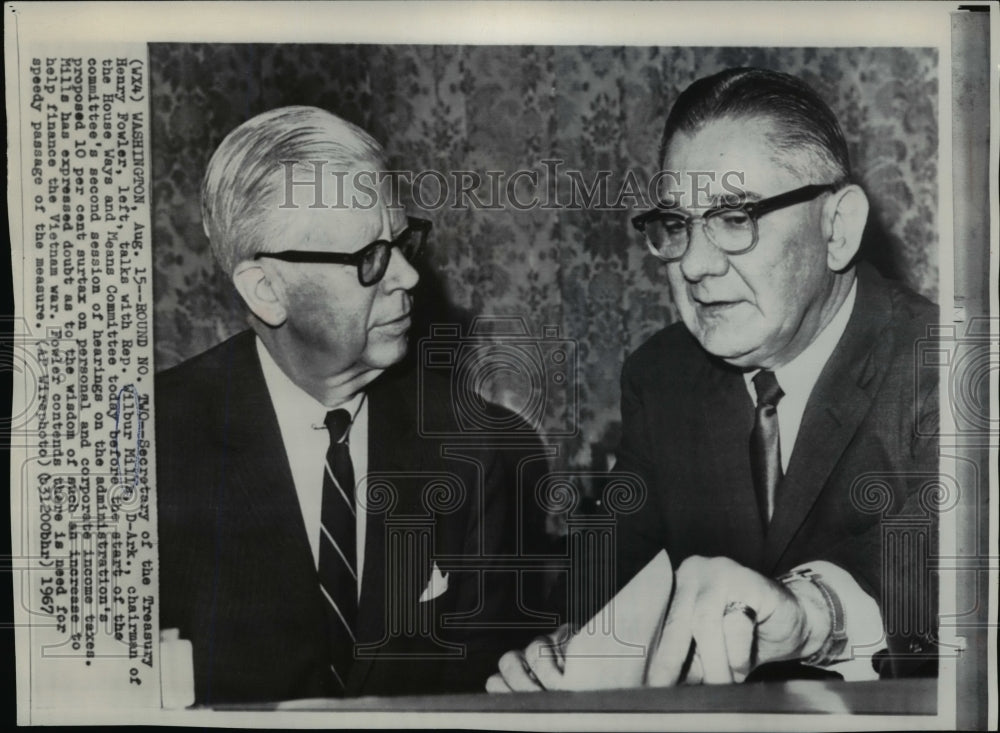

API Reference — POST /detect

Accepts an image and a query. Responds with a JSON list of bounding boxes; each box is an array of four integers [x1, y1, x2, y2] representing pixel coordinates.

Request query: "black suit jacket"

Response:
[[611, 264, 939, 677], [156, 331, 550, 704]]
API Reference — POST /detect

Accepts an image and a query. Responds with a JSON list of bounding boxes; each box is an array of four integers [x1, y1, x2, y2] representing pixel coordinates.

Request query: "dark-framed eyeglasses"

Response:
[[254, 216, 432, 286], [631, 183, 840, 262]]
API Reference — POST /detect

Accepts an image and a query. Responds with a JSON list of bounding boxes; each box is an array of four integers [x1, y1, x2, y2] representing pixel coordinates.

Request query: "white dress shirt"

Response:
[[256, 337, 370, 596], [742, 278, 856, 475], [742, 278, 885, 680]]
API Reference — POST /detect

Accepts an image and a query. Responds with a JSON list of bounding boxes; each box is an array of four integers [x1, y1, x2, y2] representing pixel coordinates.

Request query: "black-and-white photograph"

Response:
[[5, 2, 995, 728], [150, 40, 945, 703]]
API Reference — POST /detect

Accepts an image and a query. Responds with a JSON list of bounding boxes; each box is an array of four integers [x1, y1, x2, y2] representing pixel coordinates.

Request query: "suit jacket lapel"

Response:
[[764, 267, 893, 570], [349, 366, 426, 691], [694, 361, 766, 570], [213, 333, 317, 575], [205, 332, 332, 697]]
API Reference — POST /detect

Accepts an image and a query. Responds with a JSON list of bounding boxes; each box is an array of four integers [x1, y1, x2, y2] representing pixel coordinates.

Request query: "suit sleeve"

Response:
[[599, 354, 671, 617], [800, 327, 939, 679], [430, 416, 559, 691], [882, 354, 939, 677]]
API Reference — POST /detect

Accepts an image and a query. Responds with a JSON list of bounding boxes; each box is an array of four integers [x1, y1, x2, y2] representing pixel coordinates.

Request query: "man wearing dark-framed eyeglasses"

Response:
[[632, 182, 842, 261], [492, 67, 938, 693], [156, 106, 542, 704], [254, 216, 432, 286]]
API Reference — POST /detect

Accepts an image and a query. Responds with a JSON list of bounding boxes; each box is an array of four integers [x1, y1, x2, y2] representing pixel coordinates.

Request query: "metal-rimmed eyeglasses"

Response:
[[631, 183, 840, 262], [254, 216, 432, 286]]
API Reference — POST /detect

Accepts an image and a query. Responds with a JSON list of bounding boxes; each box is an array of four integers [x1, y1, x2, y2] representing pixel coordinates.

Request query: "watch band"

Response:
[[778, 567, 848, 666]]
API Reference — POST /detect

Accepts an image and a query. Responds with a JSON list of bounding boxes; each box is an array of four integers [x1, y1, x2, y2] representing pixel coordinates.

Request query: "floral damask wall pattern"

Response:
[[150, 44, 938, 469]]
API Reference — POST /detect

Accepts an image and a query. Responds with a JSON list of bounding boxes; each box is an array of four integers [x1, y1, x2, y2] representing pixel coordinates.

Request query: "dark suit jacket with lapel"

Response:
[[156, 331, 550, 705], [611, 263, 939, 677]]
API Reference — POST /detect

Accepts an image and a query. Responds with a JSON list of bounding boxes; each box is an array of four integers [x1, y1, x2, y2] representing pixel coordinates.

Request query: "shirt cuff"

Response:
[[790, 560, 886, 682]]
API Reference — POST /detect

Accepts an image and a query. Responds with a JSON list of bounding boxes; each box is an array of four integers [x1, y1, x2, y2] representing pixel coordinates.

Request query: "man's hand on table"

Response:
[[485, 623, 573, 692], [646, 556, 832, 685], [486, 555, 834, 691]]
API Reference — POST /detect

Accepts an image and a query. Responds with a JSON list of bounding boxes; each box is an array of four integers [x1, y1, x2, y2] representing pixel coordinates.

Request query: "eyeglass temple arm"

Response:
[[744, 183, 841, 218], [253, 250, 357, 263]]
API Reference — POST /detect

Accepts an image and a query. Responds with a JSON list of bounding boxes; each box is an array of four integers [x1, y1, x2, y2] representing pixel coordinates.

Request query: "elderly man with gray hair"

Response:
[[156, 106, 544, 705]]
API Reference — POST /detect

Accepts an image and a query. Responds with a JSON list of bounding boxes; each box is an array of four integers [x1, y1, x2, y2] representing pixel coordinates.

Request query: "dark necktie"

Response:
[[750, 370, 784, 528], [319, 408, 357, 692]]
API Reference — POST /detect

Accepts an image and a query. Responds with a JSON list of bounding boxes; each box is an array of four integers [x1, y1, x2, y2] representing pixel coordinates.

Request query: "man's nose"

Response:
[[678, 220, 729, 282], [381, 246, 420, 291]]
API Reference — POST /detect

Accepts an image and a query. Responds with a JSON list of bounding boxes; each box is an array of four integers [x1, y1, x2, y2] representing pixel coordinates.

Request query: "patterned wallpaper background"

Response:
[[150, 44, 938, 471]]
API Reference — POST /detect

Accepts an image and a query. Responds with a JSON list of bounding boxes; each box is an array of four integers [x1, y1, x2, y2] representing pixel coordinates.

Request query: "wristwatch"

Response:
[[778, 567, 848, 666]]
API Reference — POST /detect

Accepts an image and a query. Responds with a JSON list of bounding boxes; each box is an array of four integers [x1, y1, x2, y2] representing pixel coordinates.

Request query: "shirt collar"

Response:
[[255, 336, 365, 429], [745, 276, 858, 398]]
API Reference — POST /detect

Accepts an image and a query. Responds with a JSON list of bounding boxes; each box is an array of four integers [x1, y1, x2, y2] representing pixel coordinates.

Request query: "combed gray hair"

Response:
[[660, 68, 852, 186], [201, 106, 387, 275]]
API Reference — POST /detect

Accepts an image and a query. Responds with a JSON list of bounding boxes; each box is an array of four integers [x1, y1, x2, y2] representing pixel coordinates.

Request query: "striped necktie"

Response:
[[750, 369, 784, 528], [319, 408, 357, 692]]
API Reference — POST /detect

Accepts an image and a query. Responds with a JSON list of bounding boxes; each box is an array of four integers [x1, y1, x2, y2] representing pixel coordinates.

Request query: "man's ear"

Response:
[[232, 260, 287, 327], [822, 184, 869, 272]]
